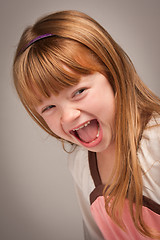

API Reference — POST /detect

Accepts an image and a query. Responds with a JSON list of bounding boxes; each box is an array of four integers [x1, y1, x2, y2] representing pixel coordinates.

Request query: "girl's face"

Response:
[[36, 72, 116, 153]]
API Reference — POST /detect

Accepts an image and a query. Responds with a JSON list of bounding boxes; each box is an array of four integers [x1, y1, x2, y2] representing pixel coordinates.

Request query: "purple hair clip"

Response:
[[19, 33, 54, 55]]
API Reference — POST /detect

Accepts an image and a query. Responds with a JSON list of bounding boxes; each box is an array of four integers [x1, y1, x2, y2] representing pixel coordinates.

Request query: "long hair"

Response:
[[13, 10, 160, 238]]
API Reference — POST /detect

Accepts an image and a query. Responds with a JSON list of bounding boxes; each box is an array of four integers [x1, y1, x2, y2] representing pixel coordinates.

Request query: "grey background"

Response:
[[1, 0, 160, 239]]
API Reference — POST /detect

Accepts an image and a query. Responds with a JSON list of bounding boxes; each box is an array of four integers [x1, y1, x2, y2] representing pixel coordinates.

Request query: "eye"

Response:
[[73, 88, 86, 97], [41, 105, 55, 113]]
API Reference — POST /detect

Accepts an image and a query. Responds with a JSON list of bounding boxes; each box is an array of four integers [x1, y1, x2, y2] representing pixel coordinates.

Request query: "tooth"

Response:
[[96, 126, 100, 137], [85, 121, 90, 127], [72, 121, 91, 132]]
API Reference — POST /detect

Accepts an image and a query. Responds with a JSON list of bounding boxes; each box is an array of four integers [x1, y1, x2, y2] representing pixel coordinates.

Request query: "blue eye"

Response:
[[42, 105, 55, 113], [74, 88, 86, 96]]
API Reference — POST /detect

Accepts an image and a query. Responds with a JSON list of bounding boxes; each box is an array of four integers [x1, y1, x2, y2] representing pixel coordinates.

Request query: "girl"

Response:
[[13, 10, 160, 240]]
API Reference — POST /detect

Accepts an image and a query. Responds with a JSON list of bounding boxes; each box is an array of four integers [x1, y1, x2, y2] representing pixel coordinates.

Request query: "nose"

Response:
[[60, 106, 80, 124]]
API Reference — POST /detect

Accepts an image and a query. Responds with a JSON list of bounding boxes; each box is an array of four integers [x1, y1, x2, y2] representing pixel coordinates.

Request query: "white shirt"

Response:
[[68, 114, 160, 239]]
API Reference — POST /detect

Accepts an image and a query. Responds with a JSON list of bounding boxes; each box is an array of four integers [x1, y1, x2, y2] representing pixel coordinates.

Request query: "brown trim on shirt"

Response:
[[88, 151, 102, 187], [88, 151, 160, 215], [90, 187, 160, 215], [90, 185, 104, 204], [143, 195, 160, 215]]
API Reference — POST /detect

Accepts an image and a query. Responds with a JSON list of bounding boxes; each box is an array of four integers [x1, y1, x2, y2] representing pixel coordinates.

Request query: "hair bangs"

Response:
[[17, 37, 105, 109]]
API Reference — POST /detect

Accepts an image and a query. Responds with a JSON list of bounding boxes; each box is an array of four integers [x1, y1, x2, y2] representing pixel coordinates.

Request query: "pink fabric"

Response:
[[90, 196, 160, 240]]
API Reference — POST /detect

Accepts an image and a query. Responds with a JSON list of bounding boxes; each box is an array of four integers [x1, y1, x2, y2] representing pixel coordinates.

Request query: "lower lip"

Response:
[[75, 123, 103, 148]]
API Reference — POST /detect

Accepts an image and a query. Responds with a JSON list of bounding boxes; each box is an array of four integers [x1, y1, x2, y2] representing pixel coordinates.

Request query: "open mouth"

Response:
[[70, 119, 100, 144]]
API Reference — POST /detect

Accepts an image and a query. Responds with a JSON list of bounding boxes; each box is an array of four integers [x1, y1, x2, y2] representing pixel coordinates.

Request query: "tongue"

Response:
[[76, 120, 98, 143]]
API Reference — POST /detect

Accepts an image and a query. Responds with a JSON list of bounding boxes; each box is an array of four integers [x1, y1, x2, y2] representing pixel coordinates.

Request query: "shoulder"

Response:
[[144, 113, 160, 135], [138, 113, 160, 203], [67, 145, 88, 174], [141, 113, 160, 159], [67, 146, 95, 201]]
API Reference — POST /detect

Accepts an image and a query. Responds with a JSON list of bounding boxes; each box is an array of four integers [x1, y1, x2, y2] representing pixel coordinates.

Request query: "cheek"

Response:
[[43, 115, 61, 135], [94, 91, 115, 120]]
